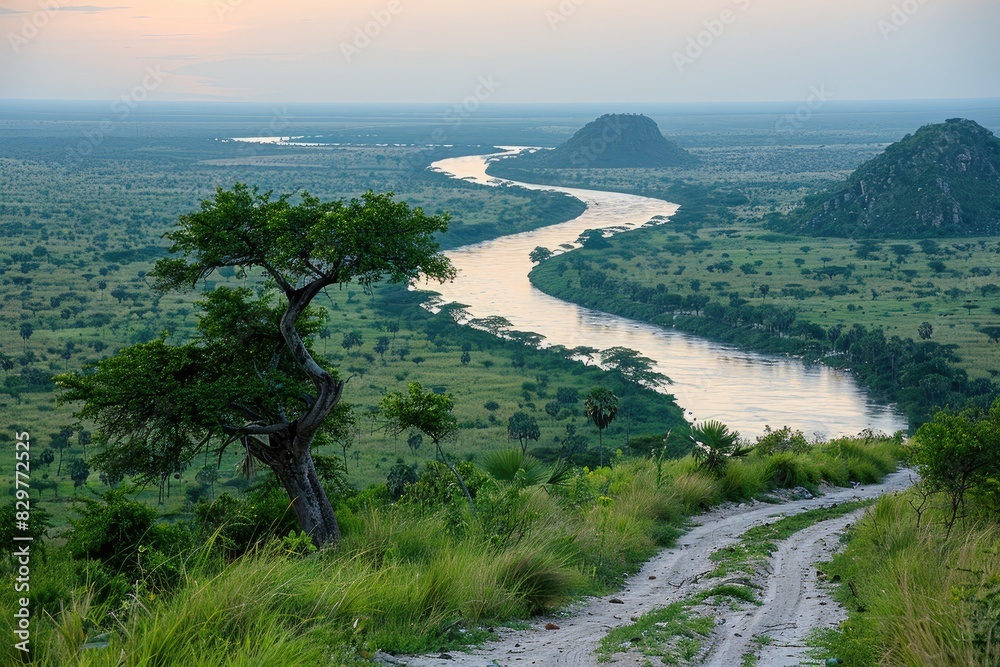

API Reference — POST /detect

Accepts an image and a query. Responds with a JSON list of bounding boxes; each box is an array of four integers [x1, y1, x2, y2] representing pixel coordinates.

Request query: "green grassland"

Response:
[[0, 138, 665, 531], [531, 223, 1000, 380]]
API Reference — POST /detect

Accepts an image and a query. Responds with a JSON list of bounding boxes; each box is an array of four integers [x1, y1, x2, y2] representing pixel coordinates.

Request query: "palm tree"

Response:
[[689, 420, 747, 476], [585, 387, 618, 467]]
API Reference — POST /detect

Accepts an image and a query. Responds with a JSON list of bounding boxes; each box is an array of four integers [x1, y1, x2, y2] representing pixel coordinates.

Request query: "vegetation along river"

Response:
[[425, 148, 906, 439]]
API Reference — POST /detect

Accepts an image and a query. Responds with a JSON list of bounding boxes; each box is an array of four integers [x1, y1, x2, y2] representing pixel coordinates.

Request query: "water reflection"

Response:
[[424, 149, 906, 438]]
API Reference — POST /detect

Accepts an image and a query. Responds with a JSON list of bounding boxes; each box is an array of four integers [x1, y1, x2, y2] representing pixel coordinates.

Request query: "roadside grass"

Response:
[[1, 437, 903, 666], [811, 491, 1000, 667]]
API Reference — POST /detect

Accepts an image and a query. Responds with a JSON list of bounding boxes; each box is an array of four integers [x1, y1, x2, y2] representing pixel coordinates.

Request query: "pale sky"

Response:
[[0, 0, 997, 103]]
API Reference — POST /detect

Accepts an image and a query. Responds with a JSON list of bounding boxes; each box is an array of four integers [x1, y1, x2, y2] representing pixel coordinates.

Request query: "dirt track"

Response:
[[397, 469, 914, 667]]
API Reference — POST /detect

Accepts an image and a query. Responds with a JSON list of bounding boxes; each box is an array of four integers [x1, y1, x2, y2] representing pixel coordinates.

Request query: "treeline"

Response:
[[533, 263, 998, 427]]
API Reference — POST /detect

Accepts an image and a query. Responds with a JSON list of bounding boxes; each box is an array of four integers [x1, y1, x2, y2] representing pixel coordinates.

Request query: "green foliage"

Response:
[[480, 449, 571, 489], [56, 184, 457, 547], [381, 382, 458, 446], [819, 492, 1000, 666], [754, 425, 810, 456], [506, 411, 541, 453], [386, 458, 418, 501], [690, 420, 746, 476], [529, 246, 553, 264], [66, 490, 192, 597], [911, 399, 1000, 534], [599, 346, 670, 388]]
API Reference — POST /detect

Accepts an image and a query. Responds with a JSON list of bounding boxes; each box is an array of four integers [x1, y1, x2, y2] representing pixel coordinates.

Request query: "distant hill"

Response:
[[505, 113, 697, 169], [774, 119, 1000, 238]]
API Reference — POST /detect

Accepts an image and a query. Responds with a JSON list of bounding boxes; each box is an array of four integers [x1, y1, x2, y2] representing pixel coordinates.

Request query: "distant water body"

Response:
[[425, 149, 906, 439]]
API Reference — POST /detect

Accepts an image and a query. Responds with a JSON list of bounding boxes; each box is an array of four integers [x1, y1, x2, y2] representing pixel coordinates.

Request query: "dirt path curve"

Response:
[[702, 509, 863, 667], [397, 469, 914, 667]]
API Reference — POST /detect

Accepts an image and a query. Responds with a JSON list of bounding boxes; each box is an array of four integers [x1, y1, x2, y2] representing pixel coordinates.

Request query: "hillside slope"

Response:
[[775, 118, 1000, 238], [506, 113, 697, 169]]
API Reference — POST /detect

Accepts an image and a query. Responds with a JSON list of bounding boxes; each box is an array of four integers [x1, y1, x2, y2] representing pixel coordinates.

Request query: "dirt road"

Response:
[[396, 469, 914, 667]]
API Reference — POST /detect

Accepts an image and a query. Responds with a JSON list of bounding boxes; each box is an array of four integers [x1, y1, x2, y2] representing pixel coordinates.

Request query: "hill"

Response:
[[774, 118, 1000, 238], [506, 113, 697, 169]]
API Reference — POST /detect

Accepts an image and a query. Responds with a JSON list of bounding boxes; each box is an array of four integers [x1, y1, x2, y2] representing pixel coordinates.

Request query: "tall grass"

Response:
[[1, 436, 903, 665], [817, 492, 1000, 666]]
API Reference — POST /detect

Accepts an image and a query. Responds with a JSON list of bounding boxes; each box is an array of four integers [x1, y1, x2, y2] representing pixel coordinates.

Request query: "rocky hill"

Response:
[[506, 113, 697, 169], [775, 118, 1000, 238]]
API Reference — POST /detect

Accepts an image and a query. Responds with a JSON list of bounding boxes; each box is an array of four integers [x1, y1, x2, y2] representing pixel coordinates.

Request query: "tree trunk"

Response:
[[274, 448, 341, 548]]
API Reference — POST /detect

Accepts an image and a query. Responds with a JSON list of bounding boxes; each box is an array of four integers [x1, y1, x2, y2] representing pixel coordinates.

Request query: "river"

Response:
[[425, 148, 906, 439]]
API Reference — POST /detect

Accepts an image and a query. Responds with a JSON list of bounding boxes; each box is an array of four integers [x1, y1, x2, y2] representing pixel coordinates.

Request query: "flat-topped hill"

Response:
[[506, 113, 697, 169]]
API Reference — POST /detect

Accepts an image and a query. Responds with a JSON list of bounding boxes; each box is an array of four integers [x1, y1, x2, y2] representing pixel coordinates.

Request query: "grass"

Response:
[[810, 491, 1000, 666], [0, 436, 904, 666], [528, 199, 1000, 383], [597, 584, 759, 665]]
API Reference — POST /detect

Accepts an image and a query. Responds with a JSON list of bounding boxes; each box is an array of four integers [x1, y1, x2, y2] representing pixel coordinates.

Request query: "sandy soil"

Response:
[[395, 469, 915, 667]]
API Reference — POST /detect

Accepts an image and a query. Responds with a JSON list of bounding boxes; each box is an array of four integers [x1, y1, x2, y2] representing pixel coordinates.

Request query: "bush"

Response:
[[66, 490, 192, 597]]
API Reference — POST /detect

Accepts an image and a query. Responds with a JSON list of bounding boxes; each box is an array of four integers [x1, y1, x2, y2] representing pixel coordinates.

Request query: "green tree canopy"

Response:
[[507, 411, 541, 454], [599, 347, 670, 389], [585, 387, 618, 467], [57, 185, 455, 547]]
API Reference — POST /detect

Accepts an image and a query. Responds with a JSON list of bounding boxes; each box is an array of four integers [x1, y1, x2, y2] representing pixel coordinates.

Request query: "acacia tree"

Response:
[[599, 347, 670, 389], [57, 185, 455, 547], [381, 382, 474, 508], [585, 387, 618, 467], [507, 411, 540, 454]]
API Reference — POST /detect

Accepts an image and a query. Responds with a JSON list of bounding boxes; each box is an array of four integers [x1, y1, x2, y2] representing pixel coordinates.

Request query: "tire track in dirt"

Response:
[[397, 469, 913, 667], [702, 509, 863, 667]]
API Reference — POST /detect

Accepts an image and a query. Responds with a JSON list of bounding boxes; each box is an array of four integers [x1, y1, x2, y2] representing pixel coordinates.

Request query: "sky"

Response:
[[0, 0, 997, 104]]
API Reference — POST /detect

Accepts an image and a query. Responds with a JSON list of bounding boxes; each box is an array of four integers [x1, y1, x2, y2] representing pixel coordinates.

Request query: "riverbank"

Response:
[[481, 157, 998, 427], [429, 151, 904, 438]]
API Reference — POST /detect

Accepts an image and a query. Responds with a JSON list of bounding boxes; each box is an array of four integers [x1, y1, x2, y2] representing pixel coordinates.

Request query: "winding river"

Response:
[[425, 149, 906, 438]]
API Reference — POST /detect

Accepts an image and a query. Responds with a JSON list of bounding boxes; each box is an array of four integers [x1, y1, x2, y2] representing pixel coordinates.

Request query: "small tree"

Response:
[[19, 323, 33, 351], [341, 330, 363, 351], [585, 387, 618, 467], [918, 321, 934, 341], [599, 347, 670, 389], [50, 427, 73, 476], [69, 458, 90, 491], [690, 420, 746, 476], [195, 465, 219, 500], [529, 246, 553, 264], [507, 411, 540, 454], [911, 401, 1000, 537], [39, 448, 55, 468], [374, 336, 390, 361], [381, 382, 473, 508]]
